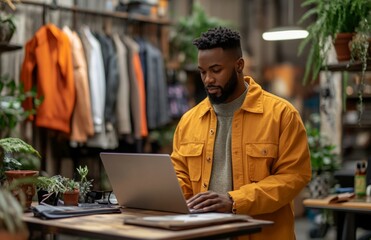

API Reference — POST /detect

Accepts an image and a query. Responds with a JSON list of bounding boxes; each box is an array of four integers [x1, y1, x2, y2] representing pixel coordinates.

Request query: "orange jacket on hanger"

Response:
[[21, 24, 75, 134]]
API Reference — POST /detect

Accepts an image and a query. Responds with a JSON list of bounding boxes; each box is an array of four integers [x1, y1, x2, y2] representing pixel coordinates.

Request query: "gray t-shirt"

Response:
[[209, 82, 248, 194]]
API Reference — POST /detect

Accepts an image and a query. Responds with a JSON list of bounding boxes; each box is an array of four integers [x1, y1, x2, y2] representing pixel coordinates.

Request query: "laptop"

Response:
[[100, 152, 191, 213], [100, 152, 273, 230]]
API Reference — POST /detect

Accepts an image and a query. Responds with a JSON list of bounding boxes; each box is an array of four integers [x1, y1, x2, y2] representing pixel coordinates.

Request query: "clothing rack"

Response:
[[17, 0, 172, 182], [19, 0, 172, 26]]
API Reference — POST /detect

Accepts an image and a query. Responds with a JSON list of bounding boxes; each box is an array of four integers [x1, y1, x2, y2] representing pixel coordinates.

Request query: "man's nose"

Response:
[[204, 72, 215, 85]]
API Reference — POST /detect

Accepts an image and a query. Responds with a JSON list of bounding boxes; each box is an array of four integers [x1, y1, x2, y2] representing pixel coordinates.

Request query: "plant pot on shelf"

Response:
[[333, 33, 354, 61], [5, 170, 39, 209], [63, 189, 79, 206], [0, 15, 16, 43]]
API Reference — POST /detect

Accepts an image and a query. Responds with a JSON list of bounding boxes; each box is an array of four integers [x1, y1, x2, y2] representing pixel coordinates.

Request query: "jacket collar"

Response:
[[197, 76, 264, 118]]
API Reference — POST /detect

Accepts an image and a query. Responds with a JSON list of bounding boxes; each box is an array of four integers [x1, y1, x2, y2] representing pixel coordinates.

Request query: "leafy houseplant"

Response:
[[0, 137, 41, 184], [349, 17, 371, 121], [0, 74, 41, 138], [0, 187, 28, 240], [170, 3, 231, 67], [298, 0, 370, 85], [36, 175, 65, 205], [0, 137, 41, 209]]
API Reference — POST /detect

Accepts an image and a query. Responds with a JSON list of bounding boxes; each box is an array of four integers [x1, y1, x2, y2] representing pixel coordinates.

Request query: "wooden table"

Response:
[[303, 196, 371, 240], [23, 208, 272, 240]]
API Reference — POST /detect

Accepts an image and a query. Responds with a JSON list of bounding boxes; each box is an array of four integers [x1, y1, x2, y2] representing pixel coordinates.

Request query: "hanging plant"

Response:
[[349, 18, 370, 123]]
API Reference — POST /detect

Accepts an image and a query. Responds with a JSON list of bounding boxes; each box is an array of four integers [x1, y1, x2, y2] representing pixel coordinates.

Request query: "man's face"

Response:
[[197, 48, 240, 104]]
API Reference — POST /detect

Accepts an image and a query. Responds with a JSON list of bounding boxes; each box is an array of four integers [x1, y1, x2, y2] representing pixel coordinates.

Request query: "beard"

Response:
[[205, 70, 238, 104]]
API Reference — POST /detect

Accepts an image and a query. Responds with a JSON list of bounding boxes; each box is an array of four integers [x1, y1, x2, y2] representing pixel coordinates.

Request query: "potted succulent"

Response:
[[61, 177, 79, 206], [76, 165, 93, 203], [298, 0, 371, 84]]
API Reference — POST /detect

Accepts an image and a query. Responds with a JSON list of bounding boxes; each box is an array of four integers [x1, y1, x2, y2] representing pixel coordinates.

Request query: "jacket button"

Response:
[[203, 183, 208, 188], [210, 129, 214, 135], [261, 149, 267, 156], [207, 157, 211, 162]]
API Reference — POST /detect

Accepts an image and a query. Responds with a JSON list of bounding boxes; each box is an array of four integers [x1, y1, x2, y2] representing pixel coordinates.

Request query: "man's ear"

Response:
[[235, 58, 244, 73]]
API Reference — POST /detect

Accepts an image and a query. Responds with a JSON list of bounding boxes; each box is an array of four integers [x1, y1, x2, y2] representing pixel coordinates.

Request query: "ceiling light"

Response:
[[262, 26, 308, 41], [262, 0, 308, 41]]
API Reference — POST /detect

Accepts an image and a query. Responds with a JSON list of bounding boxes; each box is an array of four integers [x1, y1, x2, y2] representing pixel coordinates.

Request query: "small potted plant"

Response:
[[61, 177, 79, 206], [36, 175, 65, 205], [76, 165, 93, 203]]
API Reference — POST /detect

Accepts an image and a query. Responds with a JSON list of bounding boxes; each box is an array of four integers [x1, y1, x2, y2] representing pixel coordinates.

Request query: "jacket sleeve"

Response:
[[229, 111, 312, 216], [20, 38, 37, 120]]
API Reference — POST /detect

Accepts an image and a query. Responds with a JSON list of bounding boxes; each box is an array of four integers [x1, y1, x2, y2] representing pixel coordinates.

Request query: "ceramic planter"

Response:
[[333, 32, 355, 61], [63, 189, 79, 206], [0, 17, 15, 43], [5, 170, 39, 209]]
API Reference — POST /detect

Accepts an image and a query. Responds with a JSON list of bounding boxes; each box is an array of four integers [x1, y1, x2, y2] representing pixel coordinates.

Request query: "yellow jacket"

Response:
[[171, 76, 311, 240]]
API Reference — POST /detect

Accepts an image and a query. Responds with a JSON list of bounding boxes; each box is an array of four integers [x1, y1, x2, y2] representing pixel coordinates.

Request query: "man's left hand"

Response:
[[186, 191, 233, 213]]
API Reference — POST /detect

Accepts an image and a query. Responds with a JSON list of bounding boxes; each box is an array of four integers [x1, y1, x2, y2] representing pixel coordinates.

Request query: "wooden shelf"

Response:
[[322, 60, 371, 72], [0, 43, 22, 53], [20, 0, 172, 26], [343, 123, 371, 129], [346, 95, 371, 101]]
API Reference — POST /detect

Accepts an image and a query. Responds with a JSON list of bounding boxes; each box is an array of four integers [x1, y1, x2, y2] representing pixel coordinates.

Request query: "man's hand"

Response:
[[186, 191, 233, 213]]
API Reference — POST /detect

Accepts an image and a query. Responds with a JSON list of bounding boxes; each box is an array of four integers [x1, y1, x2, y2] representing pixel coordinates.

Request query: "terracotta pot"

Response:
[[5, 170, 39, 209], [0, 231, 29, 240], [333, 32, 355, 61], [63, 189, 79, 206]]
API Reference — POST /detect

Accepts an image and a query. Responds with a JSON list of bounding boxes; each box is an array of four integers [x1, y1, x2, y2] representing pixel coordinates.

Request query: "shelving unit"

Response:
[[0, 43, 22, 53], [322, 61, 371, 186]]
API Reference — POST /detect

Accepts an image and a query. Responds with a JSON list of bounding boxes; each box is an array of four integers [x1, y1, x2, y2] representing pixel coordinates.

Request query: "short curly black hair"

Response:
[[192, 27, 241, 55]]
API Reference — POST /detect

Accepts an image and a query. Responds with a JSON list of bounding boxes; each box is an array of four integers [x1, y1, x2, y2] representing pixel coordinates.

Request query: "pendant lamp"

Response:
[[262, 0, 308, 41]]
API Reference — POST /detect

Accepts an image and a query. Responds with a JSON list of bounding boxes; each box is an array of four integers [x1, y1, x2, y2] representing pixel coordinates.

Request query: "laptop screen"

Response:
[[100, 152, 190, 213]]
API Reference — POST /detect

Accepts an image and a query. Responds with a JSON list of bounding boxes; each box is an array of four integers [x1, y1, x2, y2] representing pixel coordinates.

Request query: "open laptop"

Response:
[[100, 152, 191, 213], [100, 152, 273, 230]]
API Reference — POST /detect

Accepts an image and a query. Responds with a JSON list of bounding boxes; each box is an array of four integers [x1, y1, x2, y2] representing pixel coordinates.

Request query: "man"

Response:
[[170, 27, 311, 240]]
